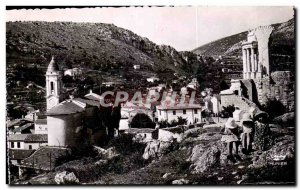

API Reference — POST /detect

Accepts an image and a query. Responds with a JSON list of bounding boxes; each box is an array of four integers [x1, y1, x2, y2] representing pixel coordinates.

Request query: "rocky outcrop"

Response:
[[274, 112, 295, 126], [249, 135, 294, 169], [172, 178, 189, 185], [93, 146, 119, 160], [54, 171, 79, 184], [186, 131, 230, 174], [142, 140, 175, 160]]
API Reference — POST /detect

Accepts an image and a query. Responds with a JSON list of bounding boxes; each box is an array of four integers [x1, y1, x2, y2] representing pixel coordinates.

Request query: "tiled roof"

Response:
[[84, 92, 103, 101], [12, 123, 34, 133], [9, 149, 35, 160], [7, 119, 33, 129], [8, 134, 28, 141], [74, 98, 100, 107], [35, 119, 47, 125], [8, 134, 48, 142], [46, 100, 86, 116], [21, 146, 72, 171]]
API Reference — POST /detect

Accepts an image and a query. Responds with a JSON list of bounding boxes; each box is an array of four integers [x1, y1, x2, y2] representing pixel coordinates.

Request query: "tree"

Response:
[[261, 98, 286, 119], [220, 105, 235, 118], [130, 113, 155, 129]]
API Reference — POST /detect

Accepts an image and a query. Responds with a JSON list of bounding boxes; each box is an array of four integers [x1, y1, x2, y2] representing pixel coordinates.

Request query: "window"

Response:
[[183, 109, 186, 114], [11, 142, 14, 148], [194, 109, 198, 114], [17, 142, 20, 148], [50, 82, 54, 94], [159, 110, 161, 115], [173, 110, 176, 115], [29, 145, 32, 150]]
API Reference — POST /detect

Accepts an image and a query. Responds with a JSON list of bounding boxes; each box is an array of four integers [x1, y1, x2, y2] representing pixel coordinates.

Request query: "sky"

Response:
[[6, 6, 294, 51]]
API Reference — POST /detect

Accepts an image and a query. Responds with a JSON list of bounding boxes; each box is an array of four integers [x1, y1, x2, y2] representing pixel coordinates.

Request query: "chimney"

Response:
[[89, 89, 93, 94], [69, 95, 74, 99]]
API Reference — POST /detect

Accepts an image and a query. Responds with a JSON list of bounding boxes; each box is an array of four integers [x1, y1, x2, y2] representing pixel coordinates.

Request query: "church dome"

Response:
[[47, 56, 59, 72]]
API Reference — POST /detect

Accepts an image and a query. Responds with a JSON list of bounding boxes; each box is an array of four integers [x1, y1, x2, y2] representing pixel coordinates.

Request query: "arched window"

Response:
[[50, 82, 54, 94]]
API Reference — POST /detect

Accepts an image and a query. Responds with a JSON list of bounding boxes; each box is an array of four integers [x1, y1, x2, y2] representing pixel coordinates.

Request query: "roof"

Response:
[[21, 146, 72, 170], [35, 119, 47, 125], [74, 97, 100, 107], [8, 134, 48, 142], [7, 119, 33, 128], [157, 104, 201, 110], [126, 128, 156, 134], [47, 56, 59, 72], [12, 123, 34, 133], [46, 99, 87, 116], [9, 149, 35, 160], [84, 91, 103, 101]]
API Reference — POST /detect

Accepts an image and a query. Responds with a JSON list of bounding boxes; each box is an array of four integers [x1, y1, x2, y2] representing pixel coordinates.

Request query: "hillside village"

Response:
[[6, 17, 295, 185]]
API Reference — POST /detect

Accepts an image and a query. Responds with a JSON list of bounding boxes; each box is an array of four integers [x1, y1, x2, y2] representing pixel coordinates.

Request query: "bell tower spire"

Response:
[[46, 56, 63, 110]]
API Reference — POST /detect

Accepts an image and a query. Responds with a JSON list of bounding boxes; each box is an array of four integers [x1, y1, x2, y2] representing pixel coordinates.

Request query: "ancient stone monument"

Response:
[[221, 25, 294, 112], [242, 26, 273, 79]]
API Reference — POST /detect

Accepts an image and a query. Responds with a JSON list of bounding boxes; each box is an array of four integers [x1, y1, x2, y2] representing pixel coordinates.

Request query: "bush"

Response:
[[261, 99, 286, 119], [106, 134, 146, 155]]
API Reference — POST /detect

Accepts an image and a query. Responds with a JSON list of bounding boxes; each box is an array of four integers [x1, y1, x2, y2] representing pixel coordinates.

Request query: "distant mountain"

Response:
[[193, 18, 295, 59], [6, 21, 199, 81]]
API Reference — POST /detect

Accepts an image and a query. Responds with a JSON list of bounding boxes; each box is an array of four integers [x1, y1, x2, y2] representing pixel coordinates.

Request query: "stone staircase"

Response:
[[221, 94, 260, 113]]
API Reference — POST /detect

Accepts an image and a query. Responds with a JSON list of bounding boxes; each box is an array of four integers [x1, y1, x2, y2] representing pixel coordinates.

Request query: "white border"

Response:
[[1, 0, 299, 189]]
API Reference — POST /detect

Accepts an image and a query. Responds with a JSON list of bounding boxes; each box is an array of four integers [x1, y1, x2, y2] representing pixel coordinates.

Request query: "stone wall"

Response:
[[255, 71, 294, 111]]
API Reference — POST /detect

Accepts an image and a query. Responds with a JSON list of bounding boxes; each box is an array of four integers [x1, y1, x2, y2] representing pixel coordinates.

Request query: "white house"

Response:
[[157, 104, 202, 124], [204, 95, 221, 114], [8, 134, 48, 150], [64, 68, 82, 79], [147, 77, 159, 83], [34, 119, 48, 134], [133, 65, 140, 70], [8, 134, 48, 165]]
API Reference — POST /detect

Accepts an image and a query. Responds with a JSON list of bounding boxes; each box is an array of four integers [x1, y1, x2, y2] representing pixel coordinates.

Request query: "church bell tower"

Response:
[[46, 56, 63, 110]]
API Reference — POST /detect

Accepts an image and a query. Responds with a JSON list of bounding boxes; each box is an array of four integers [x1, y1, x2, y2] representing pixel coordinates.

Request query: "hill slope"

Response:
[[193, 18, 295, 58], [6, 21, 194, 79]]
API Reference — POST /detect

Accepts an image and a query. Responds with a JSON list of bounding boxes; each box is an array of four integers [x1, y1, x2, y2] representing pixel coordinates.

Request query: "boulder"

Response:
[[187, 131, 229, 173], [64, 172, 79, 184], [54, 171, 79, 184], [142, 140, 172, 160], [93, 146, 119, 160], [189, 143, 221, 173], [54, 171, 67, 184], [249, 135, 294, 169], [172, 178, 189, 185], [162, 173, 172, 179]]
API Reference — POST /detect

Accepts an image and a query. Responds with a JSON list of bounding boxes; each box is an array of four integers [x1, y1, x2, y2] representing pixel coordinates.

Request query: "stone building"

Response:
[[157, 104, 201, 124], [221, 25, 294, 111]]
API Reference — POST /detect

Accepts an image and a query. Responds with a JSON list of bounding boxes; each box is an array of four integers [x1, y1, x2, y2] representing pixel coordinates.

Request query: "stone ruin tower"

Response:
[[242, 26, 273, 80], [240, 26, 294, 110], [241, 26, 274, 106]]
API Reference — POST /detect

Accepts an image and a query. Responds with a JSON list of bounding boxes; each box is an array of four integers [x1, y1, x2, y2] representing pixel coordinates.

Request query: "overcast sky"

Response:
[[6, 6, 294, 51]]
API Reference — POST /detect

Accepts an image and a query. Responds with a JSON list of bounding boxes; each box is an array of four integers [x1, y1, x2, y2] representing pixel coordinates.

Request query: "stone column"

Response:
[[247, 48, 251, 79], [242, 49, 247, 79], [251, 47, 255, 79]]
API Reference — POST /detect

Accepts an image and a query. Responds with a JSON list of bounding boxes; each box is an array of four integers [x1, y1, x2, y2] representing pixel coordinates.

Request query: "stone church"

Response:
[[45, 57, 119, 148]]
